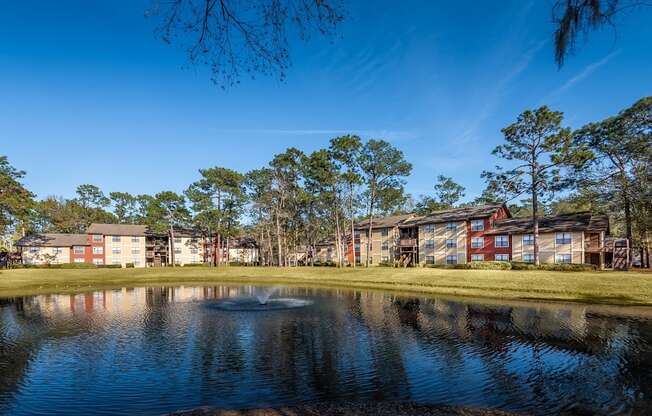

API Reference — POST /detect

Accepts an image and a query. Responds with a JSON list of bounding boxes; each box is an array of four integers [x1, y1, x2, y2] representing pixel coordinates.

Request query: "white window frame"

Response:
[[29, 247, 40, 253], [425, 239, 435, 249], [471, 254, 484, 261], [446, 255, 457, 265], [471, 219, 484, 231], [423, 224, 435, 233], [92, 258, 104, 265], [174, 238, 182, 244], [131, 248, 141, 254], [112, 248, 121, 254], [446, 239, 456, 249], [471, 237, 484, 248], [93, 247, 103, 255], [495, 235, 509, 248], [381, 228, 389, 237], [92, 234, 103, 242], [523, 253, 535, 263], [73, 246, 85, 254], [381, 242, 389, 251], [131, 237, 140, 243], [52, 247, 63, 255], [556, 232, 572, 245], [446, 223, 457, 231], [556, 253, 572, 263], [112, 236, 121, 243], [73, 258, 85, 263], [425, 255, 435, 264], [495, 254, 509, 261]]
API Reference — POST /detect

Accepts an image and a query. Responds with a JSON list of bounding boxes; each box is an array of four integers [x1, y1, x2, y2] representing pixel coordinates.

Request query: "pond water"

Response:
[[0, 285, 651, 415]]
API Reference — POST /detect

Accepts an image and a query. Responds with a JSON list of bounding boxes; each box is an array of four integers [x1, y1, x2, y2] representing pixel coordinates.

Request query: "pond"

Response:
[[0, 285, 651, 415]]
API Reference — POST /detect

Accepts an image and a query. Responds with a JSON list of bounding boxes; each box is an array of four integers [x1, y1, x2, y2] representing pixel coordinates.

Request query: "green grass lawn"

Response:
[[1, 266, 651, 306]]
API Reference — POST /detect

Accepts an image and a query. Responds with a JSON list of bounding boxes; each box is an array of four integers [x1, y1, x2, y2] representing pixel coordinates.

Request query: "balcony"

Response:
[[585, 241, 603, 251], [399, 238, 417, 247]]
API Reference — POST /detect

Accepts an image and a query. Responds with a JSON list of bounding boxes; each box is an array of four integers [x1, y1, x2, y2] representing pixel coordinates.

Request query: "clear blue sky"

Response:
[[1, 0, 651, 202]]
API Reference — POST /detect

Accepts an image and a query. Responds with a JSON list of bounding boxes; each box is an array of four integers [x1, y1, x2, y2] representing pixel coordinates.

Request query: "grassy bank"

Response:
[[1, 266, 651, 306]]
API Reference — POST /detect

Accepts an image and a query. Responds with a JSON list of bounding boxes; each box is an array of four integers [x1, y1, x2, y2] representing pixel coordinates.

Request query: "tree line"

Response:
[[1, 97, 650, 267]]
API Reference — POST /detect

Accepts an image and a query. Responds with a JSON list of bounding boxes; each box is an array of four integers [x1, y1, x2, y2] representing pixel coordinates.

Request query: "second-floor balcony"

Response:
[[399, 238, 417, 247], [585, 241, 604, 251]]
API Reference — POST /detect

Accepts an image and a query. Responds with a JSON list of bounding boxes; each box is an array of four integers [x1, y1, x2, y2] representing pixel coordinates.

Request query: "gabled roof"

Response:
[[87, 223, 148, 236], [485, 212, 609, 235], [402, 204, 507, 227], [355, 213, 415, 230], [16, 233, 89, 247]]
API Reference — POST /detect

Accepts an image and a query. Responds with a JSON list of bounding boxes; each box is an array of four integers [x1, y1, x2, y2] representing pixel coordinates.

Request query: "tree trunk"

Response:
[[366, 188, 375, 267], [350, 186, 356, 268], [334, 204, 343, 267], [226, 236, 230, 265], [216, 233, 221, 266], [623, 189, 633, 270], [169, 225, 176, 267], [275, 210, 283, 267], [266, 225, 273, 267], [531, 160, 540, 266]]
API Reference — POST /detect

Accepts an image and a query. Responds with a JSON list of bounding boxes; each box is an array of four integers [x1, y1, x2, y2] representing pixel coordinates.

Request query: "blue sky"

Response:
[[1, 0, 651, 203]]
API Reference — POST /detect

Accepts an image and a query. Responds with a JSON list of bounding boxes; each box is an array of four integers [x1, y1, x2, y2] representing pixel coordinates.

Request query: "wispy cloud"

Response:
[[542, 50, 621, 102], [212, 128, 419, 141]]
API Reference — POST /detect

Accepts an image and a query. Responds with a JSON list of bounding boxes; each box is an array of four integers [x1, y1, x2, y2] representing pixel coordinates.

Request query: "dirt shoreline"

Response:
[[164, 402, 520, 416]]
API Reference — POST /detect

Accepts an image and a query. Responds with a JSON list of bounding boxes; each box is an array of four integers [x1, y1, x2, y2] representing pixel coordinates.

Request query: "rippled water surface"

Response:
[[1, 285, 651, 415]]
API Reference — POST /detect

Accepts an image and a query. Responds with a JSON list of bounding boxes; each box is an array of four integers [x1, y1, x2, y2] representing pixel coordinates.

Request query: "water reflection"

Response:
[[0, 286, 651, 415]]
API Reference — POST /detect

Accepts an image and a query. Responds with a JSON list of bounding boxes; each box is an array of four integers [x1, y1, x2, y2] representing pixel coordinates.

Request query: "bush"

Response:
[[59, 263, 97, 269], [125, 263, 135, 268], [97, 264, 122, 269], [468, 261, 512, 270], [378, 261, 395, 267], [183, 263, 210, 267], [511, 261, 597, 272], [313, 260, 336, 267], [11, 263, 97, 269]]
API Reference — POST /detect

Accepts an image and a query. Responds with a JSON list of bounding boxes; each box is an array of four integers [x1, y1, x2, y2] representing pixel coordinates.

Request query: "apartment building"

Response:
[[398, 204, 511, 266], [87, 224, 147, 267], [17, 233, 89, 265], [354, 213, 416, 265], [486, 212, 610, 268], [170, 231, 203, 266]]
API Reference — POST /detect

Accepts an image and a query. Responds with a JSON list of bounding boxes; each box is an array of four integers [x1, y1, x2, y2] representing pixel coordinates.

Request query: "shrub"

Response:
[[313, 260, 336, 267], [510, 261, 539, 270], [378, 261, 395, 267], [468, 261, 512, 270], [125, 263, 135, 268], [511, 261, 597, 272], [97, 264, 122, 269], [59, 263, 97, 269], [183, 263, 210, 267]]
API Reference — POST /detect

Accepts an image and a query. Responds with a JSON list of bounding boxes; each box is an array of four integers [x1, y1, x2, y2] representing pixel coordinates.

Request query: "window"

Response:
[[93, 258, 104, 265], [190, 248, 199, 254], [92, 234, 103, 242], [131, 248, 140, 255], [446, 223, 457, 231], [112, 236, 121, 243], [93, 247, 103, 255], [381, 243, 389, 251], [425, 239, 434, 249], [446, 255, 457, 265], [381, 256, 389, 263], [133, 259, 141, 266], [556, 253, 572, 263], [471, 237, 484, 248], [495, 254, 510, 261], [174, 248, 182, 254], [354, 244, 361, 252], [426, 255, 435, 264], [523, 253, 534, 263], [471, 219, 484, 231], [174, 238, 182, 244], [495, 235, 509, 248], [112, 259, 122, 265], [29, 247, 40, 253], [74, 258, 85, 263], [112, 248, 121, 254], [381, 228, 389, 237], [131, 237, 140, 243], [471, 254, 484, 261], [446, 239, 456, 248], [523, 234, 534, 246], [556, 232, 572, 245], [73, 246, 85, 254], [175, 259, 182, 265], [423, 224, 435, 233], [354, 231, 361, 239], [52, 247, 63, 254]]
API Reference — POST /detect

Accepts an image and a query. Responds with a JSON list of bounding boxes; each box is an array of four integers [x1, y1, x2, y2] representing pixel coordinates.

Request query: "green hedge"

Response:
[[11, 263, 97, 269], [313, 260, 337, 267], [468, 261, 512, 270], [510, 261, 597, 272]]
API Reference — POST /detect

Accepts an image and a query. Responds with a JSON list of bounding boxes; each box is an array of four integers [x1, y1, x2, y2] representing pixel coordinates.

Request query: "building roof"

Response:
[[485, 212, 609, 235], [16, 233, 89, 247], [401, 204, 507, 227], [87, 223, 148, 236], [355, 213, 415, 230]]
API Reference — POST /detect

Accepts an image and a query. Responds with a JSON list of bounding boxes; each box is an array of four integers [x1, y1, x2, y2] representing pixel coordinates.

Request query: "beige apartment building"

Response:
[[354, 213, 415, 265], [170, 235, 203, 265], [87, 224, 148, 267], [486, 212, 609, 267], [18, 233, 88, 265]]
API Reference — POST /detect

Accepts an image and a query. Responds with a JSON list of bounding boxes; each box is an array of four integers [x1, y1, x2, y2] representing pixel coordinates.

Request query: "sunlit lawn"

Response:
[[1, 266, 651, 305]]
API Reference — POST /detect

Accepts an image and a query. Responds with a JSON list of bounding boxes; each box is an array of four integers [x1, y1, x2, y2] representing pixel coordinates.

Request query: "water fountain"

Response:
[[206, 286, 313, 311]]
